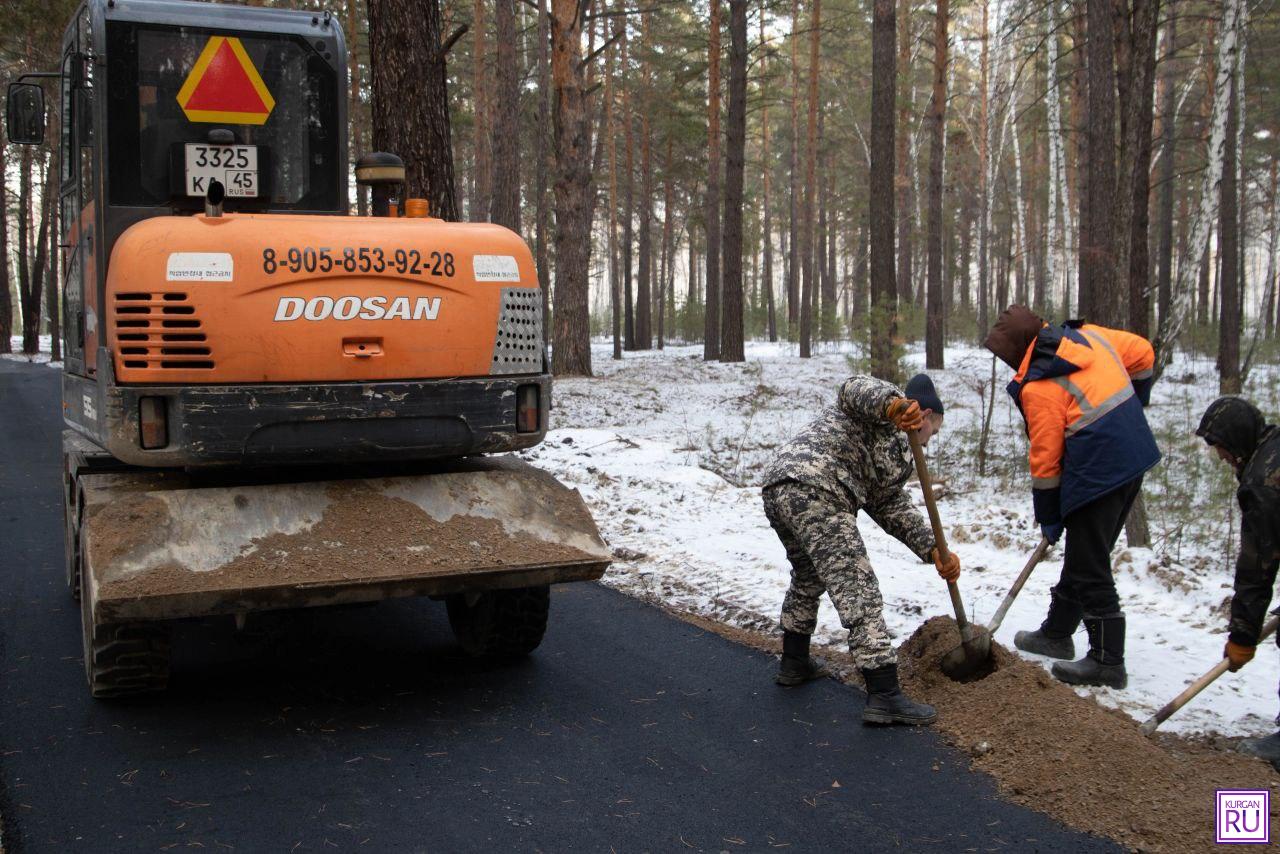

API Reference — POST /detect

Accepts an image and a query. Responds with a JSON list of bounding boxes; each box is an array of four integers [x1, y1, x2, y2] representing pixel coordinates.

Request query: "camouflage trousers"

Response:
[[762, 481, 896, 670]]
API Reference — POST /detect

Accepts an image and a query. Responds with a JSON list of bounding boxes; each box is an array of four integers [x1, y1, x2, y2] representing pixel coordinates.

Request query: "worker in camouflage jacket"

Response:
[[1196, 397, 1280, 768], [761, 373, 961, 726]]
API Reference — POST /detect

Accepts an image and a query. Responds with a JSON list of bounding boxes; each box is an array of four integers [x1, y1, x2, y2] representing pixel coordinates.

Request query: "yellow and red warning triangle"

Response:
[[176, 36, 276, 125]]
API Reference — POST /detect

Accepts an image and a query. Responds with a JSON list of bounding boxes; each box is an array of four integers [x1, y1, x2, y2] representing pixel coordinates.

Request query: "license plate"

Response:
[[184, 144, 259, 198]]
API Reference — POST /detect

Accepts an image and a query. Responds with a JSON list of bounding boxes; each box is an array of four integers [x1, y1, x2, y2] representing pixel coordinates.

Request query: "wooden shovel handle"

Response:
[[1140, 615, 1280, 735], [908, 429, 968, 630], [986, 537, 1052, 635]]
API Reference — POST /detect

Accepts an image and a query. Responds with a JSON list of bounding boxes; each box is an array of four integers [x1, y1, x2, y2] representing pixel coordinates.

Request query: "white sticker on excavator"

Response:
[[472, 254, 521, 282], [167, 252, 234, 282]]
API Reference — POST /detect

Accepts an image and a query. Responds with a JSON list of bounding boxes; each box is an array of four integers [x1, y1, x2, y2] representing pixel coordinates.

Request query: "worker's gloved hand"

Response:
[[932, 548, 961, 583], [1225, 641, 1256, 672], [1040, 521, 1064, 546], [885, 397, 924, 433]]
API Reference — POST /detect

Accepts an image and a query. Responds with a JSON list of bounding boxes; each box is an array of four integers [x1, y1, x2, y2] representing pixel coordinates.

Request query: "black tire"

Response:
[[446, 585, 551, 659], [63, 460, 81, 601], [80, 530, 171, 698]]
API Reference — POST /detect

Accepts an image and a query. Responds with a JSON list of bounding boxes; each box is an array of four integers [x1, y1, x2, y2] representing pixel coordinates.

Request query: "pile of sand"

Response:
[[897, 617, 1280, 852]]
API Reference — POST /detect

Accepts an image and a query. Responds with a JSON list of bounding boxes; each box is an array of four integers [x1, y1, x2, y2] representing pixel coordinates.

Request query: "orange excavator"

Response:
[[6, 0, 608, 696]]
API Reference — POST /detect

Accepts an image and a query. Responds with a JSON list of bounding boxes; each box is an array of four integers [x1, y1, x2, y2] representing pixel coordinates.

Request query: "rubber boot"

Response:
[[1052, 614, 1127, 689], [775, 631, 823, 686], [861, 664, 937, 726], [1237, 731, 1280, 772], [1014, 587, 1082, 660]]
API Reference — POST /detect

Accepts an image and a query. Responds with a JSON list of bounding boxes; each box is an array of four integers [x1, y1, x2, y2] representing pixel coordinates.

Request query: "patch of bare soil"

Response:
[[657, 606, 1280, 853], [897, 616, 1280, 853]]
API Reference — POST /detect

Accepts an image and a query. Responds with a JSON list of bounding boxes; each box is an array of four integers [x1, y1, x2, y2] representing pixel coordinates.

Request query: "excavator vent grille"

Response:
[[491, 288, 543, 375], [114, 292, 215, 370]]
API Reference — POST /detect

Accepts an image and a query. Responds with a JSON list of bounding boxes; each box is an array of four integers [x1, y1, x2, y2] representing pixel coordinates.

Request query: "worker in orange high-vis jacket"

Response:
[[984, 305, 1161, 689]]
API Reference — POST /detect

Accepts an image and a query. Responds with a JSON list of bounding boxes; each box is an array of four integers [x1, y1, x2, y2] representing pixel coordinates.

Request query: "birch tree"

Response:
[[1154, 0, 1242, 375]]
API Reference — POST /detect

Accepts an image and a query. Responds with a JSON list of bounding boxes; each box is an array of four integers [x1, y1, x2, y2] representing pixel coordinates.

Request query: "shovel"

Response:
[[1139, 615, 1280, 735], [939, 536, 1053, 676], [907, 430, 992, 680]]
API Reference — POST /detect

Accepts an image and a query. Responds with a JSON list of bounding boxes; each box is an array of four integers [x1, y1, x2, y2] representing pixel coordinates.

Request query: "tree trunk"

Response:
[[23, 153, 53, 355], [787, 0, 801, 327], [489, 0, 521, 230], [44, 143, 60, 362], [17, 147, 32, 350], [1154, 0, 1240, 373], [720, 0, 747, 362], [854, 209, 869, 321], [0, 127, 12, 355], [535, 0, 552, 330], [799, 0, 820, 359], [1070, 1, 1088, 318], [637, 14, 654, 350], [870, 0, 898, 380], [704, 0, 723, 360], [823, 169, 837, 338], [660, 134, 675, 350], [1080, 0, 1117, 324], [347, 0, 367, 216], [620, 15, 635, 349], [977, 0, 990, 336], [1113, 0, 1160, 335], [761, 0, 778, 343], [1155, 6, 1176, 332], [549, 0, 594, 376], [1046, 0, 1064, 315], [925, 0, 948, 369], [607, 21, 622, 360], [367, 0, 460, 221], [1217, 69, 1240, 394], [895, 0, 913, 306], [1265, 161, 1278, 339], [470, 0, 490, 220]]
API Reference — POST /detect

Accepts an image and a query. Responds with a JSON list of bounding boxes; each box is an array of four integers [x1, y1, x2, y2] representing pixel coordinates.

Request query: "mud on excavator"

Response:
[[6, 0, 609, 697]]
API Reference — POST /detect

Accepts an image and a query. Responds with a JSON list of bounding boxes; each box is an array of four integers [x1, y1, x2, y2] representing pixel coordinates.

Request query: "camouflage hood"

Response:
[[1197, 397, 1274, 474]]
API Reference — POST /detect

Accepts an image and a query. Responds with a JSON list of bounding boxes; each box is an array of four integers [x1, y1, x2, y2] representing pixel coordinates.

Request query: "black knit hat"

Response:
[[905, 373, 944, 415]]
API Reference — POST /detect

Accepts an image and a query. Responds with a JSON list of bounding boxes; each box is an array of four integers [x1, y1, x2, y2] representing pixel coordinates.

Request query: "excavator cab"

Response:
[[7, 0, 608, 697]]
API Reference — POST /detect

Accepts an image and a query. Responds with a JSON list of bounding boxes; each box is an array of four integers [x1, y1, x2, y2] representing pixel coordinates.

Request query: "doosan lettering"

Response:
[[274, 296, 442, 322]]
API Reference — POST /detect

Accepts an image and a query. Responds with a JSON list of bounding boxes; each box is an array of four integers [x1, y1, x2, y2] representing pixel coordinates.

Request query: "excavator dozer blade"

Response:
[[79, 456, 611, 624]]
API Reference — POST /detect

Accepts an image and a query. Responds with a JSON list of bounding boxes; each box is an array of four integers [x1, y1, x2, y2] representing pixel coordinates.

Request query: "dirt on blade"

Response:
[[897, 616, 1280, 853]]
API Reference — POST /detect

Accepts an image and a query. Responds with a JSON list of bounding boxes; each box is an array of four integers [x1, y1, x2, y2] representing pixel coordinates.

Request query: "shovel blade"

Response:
[[940, 626, 994, 682]]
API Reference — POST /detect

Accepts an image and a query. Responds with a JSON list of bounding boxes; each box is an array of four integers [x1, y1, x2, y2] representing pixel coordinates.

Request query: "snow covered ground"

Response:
[[522, 338, 1280, 738], [3, 335, 61, 367]]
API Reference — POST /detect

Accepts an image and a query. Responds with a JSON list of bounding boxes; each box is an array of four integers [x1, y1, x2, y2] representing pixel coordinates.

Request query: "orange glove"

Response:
[[932, 548, 961, 583], [1224, 641, 1255, 672], [886, 397, 924, 432]]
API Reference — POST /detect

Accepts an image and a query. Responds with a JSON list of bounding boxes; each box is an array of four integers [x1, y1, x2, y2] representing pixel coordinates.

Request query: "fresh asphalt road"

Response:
[[0, 359, 1116, 852]]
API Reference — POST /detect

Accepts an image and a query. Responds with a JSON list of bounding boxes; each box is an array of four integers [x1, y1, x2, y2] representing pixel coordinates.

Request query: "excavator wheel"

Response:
[[446, 585, 551, 660], [63, 455, 83, 601], [79, 527, 171, 698]]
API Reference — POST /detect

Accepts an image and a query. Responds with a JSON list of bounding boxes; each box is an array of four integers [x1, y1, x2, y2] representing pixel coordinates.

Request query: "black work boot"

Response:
[[861, 664, 937, 726], [1237, 731, 1280, 771], [1052, 614, 1127, 689], [775, 631, 823, 686], [1014, 587, 1082, 660]]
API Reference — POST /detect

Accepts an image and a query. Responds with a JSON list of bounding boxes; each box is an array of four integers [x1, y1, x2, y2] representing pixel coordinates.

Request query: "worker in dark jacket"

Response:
[[1196, 397, 1280, 766], [984, 306, 1161, 689], [761, 373, 960, 726]]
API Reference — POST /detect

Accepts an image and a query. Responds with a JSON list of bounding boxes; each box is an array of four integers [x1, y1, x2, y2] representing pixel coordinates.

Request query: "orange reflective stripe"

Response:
[[1032, 475, 1061, 489]]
